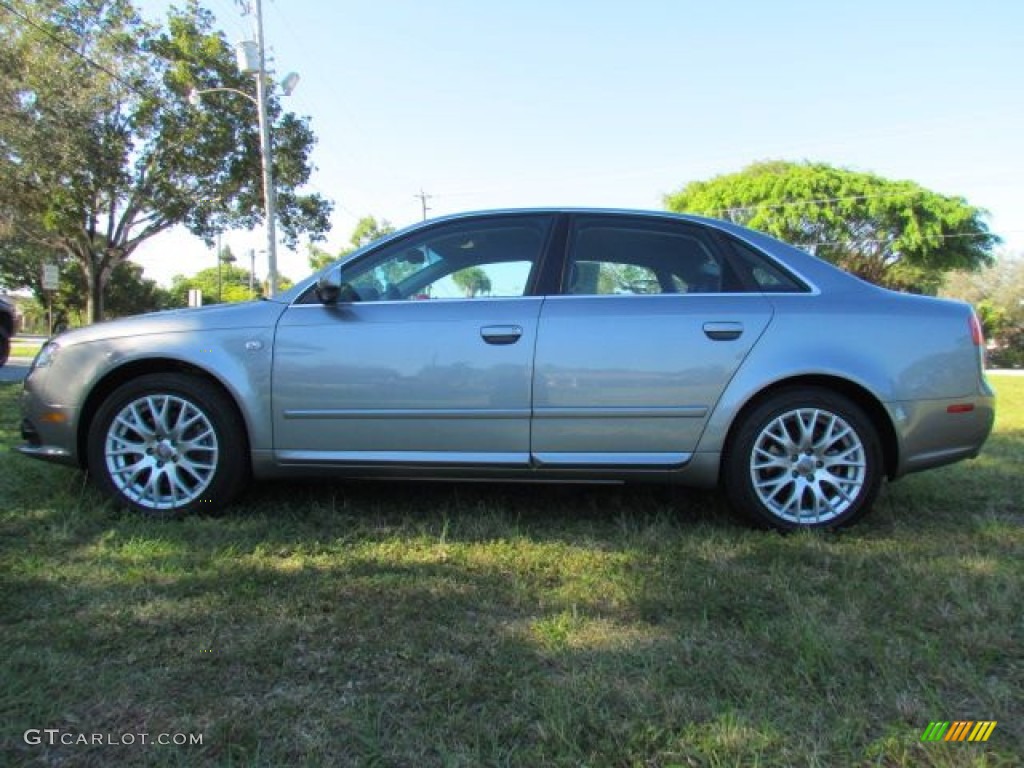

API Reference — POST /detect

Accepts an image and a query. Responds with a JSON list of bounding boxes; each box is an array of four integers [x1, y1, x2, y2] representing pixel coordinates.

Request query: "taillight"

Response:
[[969, 311, 987, 372], [969, 313, 984, 347]]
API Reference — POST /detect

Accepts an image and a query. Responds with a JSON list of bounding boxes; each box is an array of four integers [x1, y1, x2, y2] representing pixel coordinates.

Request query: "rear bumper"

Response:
[[889, 393, 995, 477]]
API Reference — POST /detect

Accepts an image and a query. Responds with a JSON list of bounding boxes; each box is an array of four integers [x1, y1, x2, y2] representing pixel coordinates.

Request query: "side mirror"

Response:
[[316, 267, 363, 304], [316, 267, 342, 303]]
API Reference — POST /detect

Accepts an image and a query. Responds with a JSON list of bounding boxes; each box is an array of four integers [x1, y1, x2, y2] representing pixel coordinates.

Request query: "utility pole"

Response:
[[414, 189, 433, 221], [216, 232, 222, 302], [235, 0, 278, 297], [249, 249, 256, 298], [253, 0, 278, 297]]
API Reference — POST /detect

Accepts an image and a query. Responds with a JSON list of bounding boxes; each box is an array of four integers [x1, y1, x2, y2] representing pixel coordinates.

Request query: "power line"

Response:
[[716, 192, 901, 217], [706, 190, 990, 220], [810, 230, 1014, 249], [200, 0, 252, 41], [0, 0, 149, 99]]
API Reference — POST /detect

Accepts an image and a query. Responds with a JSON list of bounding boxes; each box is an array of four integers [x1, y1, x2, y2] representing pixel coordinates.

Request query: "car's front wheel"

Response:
[[86, 373, 248, 517], [723, 387, 883, 530]]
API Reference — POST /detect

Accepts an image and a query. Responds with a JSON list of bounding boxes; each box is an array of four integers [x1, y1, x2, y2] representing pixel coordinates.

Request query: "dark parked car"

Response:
[[17, 210, 995, 529], [0, 295, 13, 368]]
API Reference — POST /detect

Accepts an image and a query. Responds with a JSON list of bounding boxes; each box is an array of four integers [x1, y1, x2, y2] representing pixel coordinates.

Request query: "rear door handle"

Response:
[[480, 325, 523, 345], [703, 321, 743, 341]]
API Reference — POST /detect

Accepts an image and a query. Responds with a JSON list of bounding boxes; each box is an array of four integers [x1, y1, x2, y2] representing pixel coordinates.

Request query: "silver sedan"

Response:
[[17, 210, 995, 530]]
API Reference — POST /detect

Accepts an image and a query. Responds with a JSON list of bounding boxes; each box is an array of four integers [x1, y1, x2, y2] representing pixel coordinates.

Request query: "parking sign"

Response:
[[42, 264, 59, 291]]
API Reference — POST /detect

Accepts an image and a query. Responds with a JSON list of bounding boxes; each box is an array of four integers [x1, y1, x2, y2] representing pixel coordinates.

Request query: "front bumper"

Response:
[[18, 377, 80, 468], [15, 439, 74, 464]]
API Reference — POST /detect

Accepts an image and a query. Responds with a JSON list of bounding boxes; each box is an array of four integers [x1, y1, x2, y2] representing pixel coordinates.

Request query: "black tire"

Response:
[[0, 328, 9, 368], [86, 373, 248, 517], [722, 387, 883, 531]]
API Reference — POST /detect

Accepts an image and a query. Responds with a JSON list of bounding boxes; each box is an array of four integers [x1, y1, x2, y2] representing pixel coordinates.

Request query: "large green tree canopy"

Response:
[[308, 215, 396, 271], [0, 0, 332, 322], [664, 161, 999, 293]]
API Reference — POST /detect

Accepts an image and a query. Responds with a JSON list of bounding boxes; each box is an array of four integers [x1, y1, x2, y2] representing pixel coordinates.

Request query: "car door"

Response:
[[273, 214, 555, 467], [531, 215, 773, 468]]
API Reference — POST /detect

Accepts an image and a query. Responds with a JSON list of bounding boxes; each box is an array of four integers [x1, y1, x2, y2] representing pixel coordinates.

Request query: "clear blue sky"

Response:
[[133, 0, 1024, 286]]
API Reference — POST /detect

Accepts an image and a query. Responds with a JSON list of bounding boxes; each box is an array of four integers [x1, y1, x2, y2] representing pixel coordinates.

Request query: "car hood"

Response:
[[51, 300, 289, 347]]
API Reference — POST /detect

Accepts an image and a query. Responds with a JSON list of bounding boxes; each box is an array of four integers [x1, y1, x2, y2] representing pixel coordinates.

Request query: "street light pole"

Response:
[[252, 0, 278, 297], [189, 0, 287, 298], [188, 80, 274, 297]]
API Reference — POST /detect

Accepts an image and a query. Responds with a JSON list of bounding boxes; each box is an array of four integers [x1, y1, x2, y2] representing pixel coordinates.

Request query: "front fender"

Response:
[[59, 326, 276, 474]]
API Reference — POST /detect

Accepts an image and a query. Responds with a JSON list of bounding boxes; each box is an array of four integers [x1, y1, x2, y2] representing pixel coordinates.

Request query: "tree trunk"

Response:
[[87, 271, 104, 324], [84, 251, 113, 325]]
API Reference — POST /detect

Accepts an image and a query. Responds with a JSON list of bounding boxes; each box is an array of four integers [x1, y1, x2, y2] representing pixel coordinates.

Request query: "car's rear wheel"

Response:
[[86, 373, 247, 517], [723, 387, 882, 530], [0, 328, 10, 368]]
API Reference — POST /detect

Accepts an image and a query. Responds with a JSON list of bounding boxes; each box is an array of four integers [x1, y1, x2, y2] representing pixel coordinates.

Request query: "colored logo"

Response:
[[921, 721, 997, 742]]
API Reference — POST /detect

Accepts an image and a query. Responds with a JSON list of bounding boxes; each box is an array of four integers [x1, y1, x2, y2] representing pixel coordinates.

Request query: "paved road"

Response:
[[0, 357, 30, 384]]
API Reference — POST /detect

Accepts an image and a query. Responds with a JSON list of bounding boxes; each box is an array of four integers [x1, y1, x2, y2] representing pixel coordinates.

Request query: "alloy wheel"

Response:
[[748, 407, 868, 525], [103, 393, 219, 511]]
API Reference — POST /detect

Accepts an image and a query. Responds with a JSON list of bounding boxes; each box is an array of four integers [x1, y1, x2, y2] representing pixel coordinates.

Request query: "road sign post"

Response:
[[42, 264, 59, 334]]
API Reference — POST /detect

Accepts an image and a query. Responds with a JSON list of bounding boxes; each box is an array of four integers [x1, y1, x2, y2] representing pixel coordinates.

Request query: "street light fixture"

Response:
[[187, 86, 255, 108], [186, 0, 298, 299], [188, 77, 280, 298]]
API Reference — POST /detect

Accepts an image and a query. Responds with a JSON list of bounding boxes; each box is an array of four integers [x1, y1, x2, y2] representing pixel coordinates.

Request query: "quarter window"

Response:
[[728, 240, 809, 293]]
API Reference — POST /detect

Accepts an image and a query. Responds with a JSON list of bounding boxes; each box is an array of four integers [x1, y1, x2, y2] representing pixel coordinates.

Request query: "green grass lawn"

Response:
[[8, 342, 42, 359], [1, 377, 1020, 767]]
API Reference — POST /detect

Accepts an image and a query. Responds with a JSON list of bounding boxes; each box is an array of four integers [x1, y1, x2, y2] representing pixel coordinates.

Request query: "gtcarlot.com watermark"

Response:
[[24, 728, 203, 747]]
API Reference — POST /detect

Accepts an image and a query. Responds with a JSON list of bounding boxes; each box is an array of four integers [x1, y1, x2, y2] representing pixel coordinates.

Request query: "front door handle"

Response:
[[480, 325, 523, 345], [703, 321, 743, 341]]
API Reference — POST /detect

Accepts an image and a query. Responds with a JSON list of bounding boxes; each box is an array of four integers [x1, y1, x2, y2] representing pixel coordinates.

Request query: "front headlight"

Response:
[[32, 341, 60, 369]]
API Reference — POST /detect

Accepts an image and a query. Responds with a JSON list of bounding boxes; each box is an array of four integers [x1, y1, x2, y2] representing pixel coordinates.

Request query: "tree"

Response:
[[942, 252, 1024, 366], [171, 263, 259, 305], [215, 243, 237, 302], [664, 161, 999, 293], [309, 216, 396, 270], [0, 241, 169, 325], [451, 266, 492, 298], [169, 261, 294, 306], [0, 0, 331, 323], [0, 239, 65, 301], [59, 260, 172, 321]]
